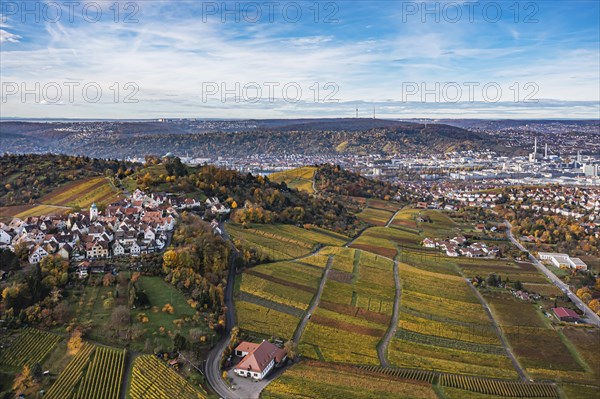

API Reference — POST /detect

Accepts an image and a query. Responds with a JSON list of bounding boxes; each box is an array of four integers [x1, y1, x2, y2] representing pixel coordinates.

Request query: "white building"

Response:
[[538, 252, 588, 270]]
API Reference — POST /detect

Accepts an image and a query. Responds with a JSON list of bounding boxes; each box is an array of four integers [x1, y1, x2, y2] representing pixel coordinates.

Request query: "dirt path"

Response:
[[385, 209, 401, 227], [376, 209, 403, 367], [466, 280, 529, 381], [377, 259, 401, 367], [293, 255, 334, 343], [119, 351, 138, 399]]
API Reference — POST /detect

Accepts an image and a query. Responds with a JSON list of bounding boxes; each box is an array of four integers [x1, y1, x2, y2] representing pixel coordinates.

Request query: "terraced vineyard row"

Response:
[[76, 346, 126, 399], [440, 374, 558, 397], [244, 228, 314, 249], [129, 355, 206, 399], [0, 328, 63, 367], [358, 365, 436, 383], [358, 366, 557, 398], [45, 343, 95, 399], [239, 291, 305, 317], [395, 328, 506, 355]]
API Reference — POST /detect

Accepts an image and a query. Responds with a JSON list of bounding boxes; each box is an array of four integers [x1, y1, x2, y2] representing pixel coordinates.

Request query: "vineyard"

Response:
[[440, 374, 557, 397], [236, 300, 301, 339], [357, 207, 394, 226], [359, 366, 557, 398], [45, 343, 95, 399], [268, 166, 317, 193], [239, 261, 323, 311], [299, 250, 395, 365], [76, 346, 126, 399], [128, 355, 206, 399], [228, 223, 347, 261], [263, 360, 438, 399], [0, 328, 63, 367], [358, 365, 436, 383]]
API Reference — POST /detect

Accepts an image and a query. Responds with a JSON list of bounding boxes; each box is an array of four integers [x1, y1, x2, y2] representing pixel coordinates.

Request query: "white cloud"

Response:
[[0, 29, 21, 43]]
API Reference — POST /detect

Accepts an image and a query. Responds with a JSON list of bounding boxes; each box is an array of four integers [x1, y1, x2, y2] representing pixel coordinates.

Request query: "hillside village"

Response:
[[0, 189, 230, 266], [422, 235, 498, 258]]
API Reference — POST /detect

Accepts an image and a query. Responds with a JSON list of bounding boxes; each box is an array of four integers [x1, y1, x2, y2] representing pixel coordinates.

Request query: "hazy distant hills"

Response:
[[0, 118, 504, 158]]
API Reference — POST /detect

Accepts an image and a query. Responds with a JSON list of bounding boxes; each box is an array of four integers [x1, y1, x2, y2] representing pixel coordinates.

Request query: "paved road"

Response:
[[205, 223, 243, 399], [504, 220, 600, 327], [204, 223, 306, 399], [377, 259, 400, 367], [293, 255, 334, 343], [466, 280, 529, 381]]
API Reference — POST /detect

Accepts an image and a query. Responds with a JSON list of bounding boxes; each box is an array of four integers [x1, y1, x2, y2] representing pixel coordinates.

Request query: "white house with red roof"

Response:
[[233, 341, 287, 380]]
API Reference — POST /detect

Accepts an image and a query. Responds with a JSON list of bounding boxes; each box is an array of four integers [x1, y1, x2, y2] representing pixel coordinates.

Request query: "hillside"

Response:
[[0, 119, 502, 158], [0, 154, 137, 208]]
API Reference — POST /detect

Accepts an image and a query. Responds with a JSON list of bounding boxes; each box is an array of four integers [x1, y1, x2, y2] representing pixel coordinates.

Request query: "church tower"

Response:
[[90, 203, 98, 220]]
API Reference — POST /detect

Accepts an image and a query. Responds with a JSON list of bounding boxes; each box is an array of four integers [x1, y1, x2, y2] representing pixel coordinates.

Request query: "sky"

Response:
[[1, 0, 599, 119]]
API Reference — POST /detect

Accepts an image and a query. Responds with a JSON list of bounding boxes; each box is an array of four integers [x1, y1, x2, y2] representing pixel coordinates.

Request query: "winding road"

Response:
[[204, 223, 243, 399], [504, 220, 600, 327]]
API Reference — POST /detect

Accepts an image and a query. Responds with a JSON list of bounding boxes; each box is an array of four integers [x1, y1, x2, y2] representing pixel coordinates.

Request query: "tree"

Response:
[[486, 273, 499, 287], [589, 299, 600, 313], [111, 305, 131, 328], [30, 363, 42, 380], [0, 248, 19, 271], [12, 365, 39, 396], [68, 328, 84, 355], [103, 273, 116, 287], [173, 333, 188, 351], [284, 340, 298, 360]]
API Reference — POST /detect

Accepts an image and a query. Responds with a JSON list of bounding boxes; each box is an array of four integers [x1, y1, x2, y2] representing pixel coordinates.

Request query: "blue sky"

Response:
[[1, 0, 599, 119]]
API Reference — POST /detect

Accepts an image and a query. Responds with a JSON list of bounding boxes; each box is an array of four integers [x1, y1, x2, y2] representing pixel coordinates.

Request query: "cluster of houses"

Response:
[[440, 191, 503, 209], [422, 236, 497, 258], [538, 252, 588, 271], [0, 189, 181, 265]]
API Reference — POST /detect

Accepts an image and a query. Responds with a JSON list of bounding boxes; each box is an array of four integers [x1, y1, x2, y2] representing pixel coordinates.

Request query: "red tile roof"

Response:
[[235, 341, 286, 373], [552, 307, 579, 319]]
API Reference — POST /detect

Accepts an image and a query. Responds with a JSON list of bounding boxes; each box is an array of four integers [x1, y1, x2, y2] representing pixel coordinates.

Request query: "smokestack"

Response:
[[534, 137, 537, 154], [545, 143, 548, 158]]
